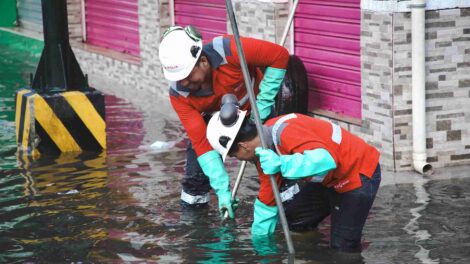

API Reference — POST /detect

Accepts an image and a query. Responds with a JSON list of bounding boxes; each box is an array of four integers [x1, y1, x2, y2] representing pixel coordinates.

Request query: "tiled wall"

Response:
[[391, 8, 470, 169], [358, 8, 470, 171], [353, 11, 395, 170], [231, 0, 290, 48]]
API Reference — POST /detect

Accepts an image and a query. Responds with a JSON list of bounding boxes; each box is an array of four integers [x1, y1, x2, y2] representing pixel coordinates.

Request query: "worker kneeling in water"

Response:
[[206, 99, 381, 252]]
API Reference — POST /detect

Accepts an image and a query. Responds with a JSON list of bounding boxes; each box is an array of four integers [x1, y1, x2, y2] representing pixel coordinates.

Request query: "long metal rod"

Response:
[[224, 0, 295, 255], [280, 0, 299, 47]]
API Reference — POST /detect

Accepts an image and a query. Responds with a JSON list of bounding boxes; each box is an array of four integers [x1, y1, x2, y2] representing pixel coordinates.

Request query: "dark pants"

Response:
[[283, 164, 381, 252], [180, 141, 211, 205]]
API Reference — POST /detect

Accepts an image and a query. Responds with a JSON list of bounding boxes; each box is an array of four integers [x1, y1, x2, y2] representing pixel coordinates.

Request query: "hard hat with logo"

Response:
[[207, 103, 247, 162], [159, 25, 203, 81]]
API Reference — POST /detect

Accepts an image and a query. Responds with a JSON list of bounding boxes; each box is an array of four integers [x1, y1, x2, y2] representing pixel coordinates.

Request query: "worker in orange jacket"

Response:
[[158, 25, 289, 217], [206, 99, 381, 251]]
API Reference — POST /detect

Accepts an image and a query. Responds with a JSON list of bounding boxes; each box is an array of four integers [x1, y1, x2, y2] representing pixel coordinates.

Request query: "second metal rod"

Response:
[[224, 160, 246, 219], [224, 0, 295, 255], [280, 0, 299, 47]]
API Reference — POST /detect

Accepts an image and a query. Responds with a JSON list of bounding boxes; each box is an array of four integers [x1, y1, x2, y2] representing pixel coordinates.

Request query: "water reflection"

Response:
[[403, 177, 440, 264], [1, 152, 110, 262], [252, 234, 279, 257], [4, 137, 470, 263], [197, 226, 237, 263]]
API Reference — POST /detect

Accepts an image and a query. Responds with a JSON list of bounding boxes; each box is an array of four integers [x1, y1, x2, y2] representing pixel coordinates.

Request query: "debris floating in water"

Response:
[[58, 189, 79, 195], [150, 140, 176, 149], [141, 140, 178, 153]]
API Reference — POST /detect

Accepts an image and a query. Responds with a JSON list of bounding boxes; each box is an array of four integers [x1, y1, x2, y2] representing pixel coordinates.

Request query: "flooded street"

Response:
[[1, 33, 470, 263]]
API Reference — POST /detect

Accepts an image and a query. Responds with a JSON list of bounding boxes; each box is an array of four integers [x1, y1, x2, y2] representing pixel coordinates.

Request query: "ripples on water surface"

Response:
[[1, 32, 470, 263]]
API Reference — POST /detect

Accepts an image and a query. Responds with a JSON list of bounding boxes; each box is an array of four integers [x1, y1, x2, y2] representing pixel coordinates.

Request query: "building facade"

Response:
[[4, 0, 470, 172]]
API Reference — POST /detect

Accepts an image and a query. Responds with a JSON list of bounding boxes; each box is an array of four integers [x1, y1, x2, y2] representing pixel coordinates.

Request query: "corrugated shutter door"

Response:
[[17, 0, 43, 34], [294, 0, 361, 119], [85, 0, 140, 56], [174, 0, 227, 41]]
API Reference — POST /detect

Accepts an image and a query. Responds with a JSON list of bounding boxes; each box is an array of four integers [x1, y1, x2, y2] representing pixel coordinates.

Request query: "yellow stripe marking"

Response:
[[15, 89, 29, 143], [63, 91, 106, 149], [32, 149, 40, 159], [34, 94, 81, 152], [22, 96, 31, 149]]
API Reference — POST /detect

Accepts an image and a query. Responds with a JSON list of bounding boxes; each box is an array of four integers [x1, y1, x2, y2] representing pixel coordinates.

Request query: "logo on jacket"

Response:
[[334, 179, 350, 190]]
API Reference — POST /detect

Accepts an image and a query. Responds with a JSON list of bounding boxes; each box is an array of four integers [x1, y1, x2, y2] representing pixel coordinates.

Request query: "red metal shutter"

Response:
[[85, 0, 140, 56], [174, 0, 227, 41], [294, 0, 361, 119]]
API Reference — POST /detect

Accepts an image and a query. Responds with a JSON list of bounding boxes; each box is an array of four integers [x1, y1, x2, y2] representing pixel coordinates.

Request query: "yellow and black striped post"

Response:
[[15, 1, 106, 156], [15, 88, 106, 155]]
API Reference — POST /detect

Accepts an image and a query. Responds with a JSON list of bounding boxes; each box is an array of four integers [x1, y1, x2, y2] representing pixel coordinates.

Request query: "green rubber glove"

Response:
[[198, 150, 236, 219], [255, 147, 281, 175], [255, 147, 337, 179], [252, 67, 286, 122], [252, 198, 278, 236]]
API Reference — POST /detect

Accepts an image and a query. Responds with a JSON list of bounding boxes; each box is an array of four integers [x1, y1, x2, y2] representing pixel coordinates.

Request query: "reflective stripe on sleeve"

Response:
[[272, 113, 298, 154], [331, 122, 342, 144]]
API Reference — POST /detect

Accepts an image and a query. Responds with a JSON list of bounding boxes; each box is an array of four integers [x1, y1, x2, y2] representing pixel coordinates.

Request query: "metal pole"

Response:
[[280, 0, 299, 47], [32, 0, 88, 92], [224, 0, 295, 255]]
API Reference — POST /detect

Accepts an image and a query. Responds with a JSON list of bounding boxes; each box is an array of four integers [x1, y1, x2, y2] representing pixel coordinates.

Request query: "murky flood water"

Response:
[[1, 33, 470, 263]]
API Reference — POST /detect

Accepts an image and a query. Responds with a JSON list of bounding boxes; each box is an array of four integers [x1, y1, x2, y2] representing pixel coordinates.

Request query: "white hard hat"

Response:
[[207, 110, 247, 162], [159, 27, 203, 81]]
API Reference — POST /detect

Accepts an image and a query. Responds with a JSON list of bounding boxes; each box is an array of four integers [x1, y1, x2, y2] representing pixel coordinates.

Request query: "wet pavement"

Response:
[[1, 30, 470, 263]]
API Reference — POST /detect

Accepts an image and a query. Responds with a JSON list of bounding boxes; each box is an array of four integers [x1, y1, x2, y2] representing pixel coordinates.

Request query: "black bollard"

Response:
[[15, 0, 106, 156]]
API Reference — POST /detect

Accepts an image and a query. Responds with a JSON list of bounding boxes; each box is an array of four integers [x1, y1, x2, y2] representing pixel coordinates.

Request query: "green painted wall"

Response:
[[0, 30, 43, 123], [0, 0, 17, 27], [0, 30, 44, 55]]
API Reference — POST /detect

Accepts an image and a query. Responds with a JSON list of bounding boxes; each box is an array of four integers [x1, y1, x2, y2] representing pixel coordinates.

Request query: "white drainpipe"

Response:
[[169, 0, 175, 26], [411, 0, 433, 175]]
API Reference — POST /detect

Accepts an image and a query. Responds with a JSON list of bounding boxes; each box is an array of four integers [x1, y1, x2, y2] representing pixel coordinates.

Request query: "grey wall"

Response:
[[359, 7, 470, 171]]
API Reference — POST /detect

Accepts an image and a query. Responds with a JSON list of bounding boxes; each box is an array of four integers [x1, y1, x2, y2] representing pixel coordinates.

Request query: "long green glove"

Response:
[[252, 198, 278, 236], [255, 148, 282, 174], [252, 67, 286, 122], [198, 150, 236, 218], [255, 147, 337, 179]]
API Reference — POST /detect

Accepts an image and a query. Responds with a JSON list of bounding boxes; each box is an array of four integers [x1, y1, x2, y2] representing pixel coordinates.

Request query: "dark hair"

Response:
[[228, 117, 258, 155], [194, 51, 209, 68], [275, 55, 309, 115]]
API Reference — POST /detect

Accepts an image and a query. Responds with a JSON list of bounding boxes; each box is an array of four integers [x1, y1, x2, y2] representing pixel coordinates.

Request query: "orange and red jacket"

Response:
[[257, 114, 381, 206], [169, 35, 289, 157]]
